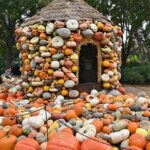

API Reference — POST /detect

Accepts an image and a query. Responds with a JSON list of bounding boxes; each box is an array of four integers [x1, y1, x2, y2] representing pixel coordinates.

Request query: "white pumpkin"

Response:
[[32, 82, 44, 87], [64, 80, 75, 88], [38, 110, 51, 121], [56, 28, 71, 38], [40, 142, 47, 150], [90, 23, 98, 32], [52, 36, 64, 48], [28, 116, 45, 129], [41, 52, 51, 57], [101, 74, 110, 82], [109, 129, 130, 144], [51, 61, 60, 69], [82, 29, 94, 37], [46, 23, 54, 34], [76, 124, 96, 142], [66, 41, 77, 47], [66, 19, 79, 31], [69, 90, 79, 98]]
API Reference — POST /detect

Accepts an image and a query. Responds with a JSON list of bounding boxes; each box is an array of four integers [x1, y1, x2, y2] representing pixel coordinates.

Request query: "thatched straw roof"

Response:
[[22, 0, 111, 26]]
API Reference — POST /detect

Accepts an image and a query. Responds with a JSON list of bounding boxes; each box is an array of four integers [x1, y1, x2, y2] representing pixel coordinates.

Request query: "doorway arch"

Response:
[[79, 43, 98, 84]]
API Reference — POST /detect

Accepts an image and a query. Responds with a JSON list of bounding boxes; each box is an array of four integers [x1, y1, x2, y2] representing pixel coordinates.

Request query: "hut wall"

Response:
[[16, 20, 122, 100]]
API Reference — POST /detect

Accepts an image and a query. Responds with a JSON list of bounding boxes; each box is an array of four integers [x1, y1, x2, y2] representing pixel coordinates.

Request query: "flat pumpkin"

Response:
[[14, 138, 40, 150], [81, 138, 113, 150], [46, 132, 80, 150]]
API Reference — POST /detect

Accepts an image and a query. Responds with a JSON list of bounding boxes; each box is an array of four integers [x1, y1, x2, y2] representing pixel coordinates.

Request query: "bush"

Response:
[[121, 64, 150, 84]]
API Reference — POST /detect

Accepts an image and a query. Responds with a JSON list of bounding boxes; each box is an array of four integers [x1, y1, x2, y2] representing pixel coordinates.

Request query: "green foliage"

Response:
[[121, 64, 150, 84]]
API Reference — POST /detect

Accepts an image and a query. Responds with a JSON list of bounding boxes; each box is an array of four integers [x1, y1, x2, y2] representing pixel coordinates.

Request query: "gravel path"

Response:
[[124, 84, 150, 96]]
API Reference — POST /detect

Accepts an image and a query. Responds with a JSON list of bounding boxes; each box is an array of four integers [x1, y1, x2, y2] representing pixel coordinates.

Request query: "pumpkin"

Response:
[[56, 28, 71, 38], [73, 33, 83, 42], [74, 103, 83, 116], [103, 82, 111, 89], [64, 48, 72, 56], [103, 60, 110, 67], [72, 65, 78, 72], [40, 142, 47, 150], [136, 128, 148, 137], [143, 111, 150, 117], [0, 135, 17, 150], [0, 107, 4, 115], [0, 130, 7, 139], [92, 119, 103, 133], [128, 122, 139, 133], [65, 110, 77, 121], [129, 133, 147, 149], [39, 72, 47, 79], [94, 32, 103, 40], [107, 104, 118, 111], [124, 146, 142, 150], [2, 117, 16, 126], [0, 93, 7, 100], [46, 131, 80, 150], [9, 124, 23, 137], [146, 143, 150, 150], [81, 138, 113, 150], [76, 124, 96, 142], [14, 138, 40, 150], [102, 126, 112, 134], [61, 89, 68, 96], [66, 19, 79, 31], [109, 129, 130, 144]]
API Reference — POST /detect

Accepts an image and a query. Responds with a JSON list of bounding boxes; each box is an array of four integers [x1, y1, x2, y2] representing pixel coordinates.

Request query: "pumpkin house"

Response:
[[16, 0, 122, 100]]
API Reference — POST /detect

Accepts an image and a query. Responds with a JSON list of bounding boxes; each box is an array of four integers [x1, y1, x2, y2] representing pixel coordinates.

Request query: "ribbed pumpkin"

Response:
[[0, 130, 7, 139], [65, 110, 77, 121], [129, 133, 147, 149], [14, 138, 40, 150], [74, 103, 83, 116], [46, 132, 80, 150], [0, 135, 17, 150], [81, 138, 113, 150], [92, 119, 103, 133], [127, 122, 139, 133], [2, 117, 16, 126], [9, 124, 23, 137]]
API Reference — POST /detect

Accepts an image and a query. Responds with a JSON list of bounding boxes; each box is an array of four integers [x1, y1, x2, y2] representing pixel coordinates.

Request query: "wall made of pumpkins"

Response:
[[16, 19, 122, 100]]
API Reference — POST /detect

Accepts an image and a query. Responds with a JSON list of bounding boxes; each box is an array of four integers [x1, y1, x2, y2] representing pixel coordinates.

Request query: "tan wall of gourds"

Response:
[[15, 20, 122, 100]]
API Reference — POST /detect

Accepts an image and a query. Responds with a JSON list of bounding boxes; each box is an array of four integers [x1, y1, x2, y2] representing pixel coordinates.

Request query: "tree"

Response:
[[86, 0, 150, 66], [0, 0, 49, 68]]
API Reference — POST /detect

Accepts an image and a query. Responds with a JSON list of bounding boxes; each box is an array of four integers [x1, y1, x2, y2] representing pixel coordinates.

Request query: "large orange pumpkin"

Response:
[[14, 138, 40, 150], [0, 135, 17, 150], [129, 133, 147, 149], [2, 117, 16, 126], [46, 132, 80, 150], [81, 138, 113, 150]]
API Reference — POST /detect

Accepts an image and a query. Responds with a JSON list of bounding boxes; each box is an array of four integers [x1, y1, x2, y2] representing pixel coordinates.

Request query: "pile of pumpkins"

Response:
[[15, 19, 122, 100], [0, 84, 150, 149]]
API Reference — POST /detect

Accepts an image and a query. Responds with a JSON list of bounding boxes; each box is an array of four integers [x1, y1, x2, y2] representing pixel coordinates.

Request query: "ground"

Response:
[[124, 84, 150, 96]]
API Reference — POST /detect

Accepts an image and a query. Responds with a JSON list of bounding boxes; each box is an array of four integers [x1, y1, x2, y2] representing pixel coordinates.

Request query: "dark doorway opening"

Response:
[[79, 43, 98, 84]]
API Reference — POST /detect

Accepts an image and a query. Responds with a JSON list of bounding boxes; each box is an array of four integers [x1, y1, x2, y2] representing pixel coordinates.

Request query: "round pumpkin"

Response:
[[81, 138, 113, 150], [0, 130, 7, 139], [64, 49, 72, 56], [128, 122, 139, 133], [0, 135, 17, 150], [2, 117, 16, 126], [9, 124, 23, 137], [46, 132, 80, 150], [129, 133, 147, 149], [65, 110, 77, 121], [146, 143, 150, 150], [92, 119, 103, 133], [74, 103, 83, 116], [14, 138, 40, 150]]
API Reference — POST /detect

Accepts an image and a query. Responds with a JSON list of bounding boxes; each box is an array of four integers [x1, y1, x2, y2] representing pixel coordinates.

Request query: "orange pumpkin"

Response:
[[65, 110, 77, 121], [25, 64, 30, 72], [92, 119, 103, 133], [102, 126, 112, 134], [14, 138, 40, 150], [9, 124, 23, 137], [81, 138, 113, 150], [0, 135, 17, 150], [2, 117, 16, 126], [40, 33, 47, 40], [3, 108, 18, 116], [124, 146, 142, 150], [39, 72, 47, 79], [47, 132, 80, 150], [0, 107, 4, 115], [102, 119, 111, 126], [73, 33, 83, 42], [64, 48, 72, 56], [128, 122, 139, 133], [146, 143, 150, 150], [49, 48, 57, 55], [0, 93, 7, 100], [143, 111, 150, 117], [16, 91, 24, 97], [129, 133, 147, 149], [107, 104, 118, 111], [74, 103, 83, 116], [0, 130, 7, 139]]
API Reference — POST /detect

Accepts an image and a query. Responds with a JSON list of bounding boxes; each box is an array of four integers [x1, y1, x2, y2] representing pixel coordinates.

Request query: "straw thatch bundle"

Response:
[[22, 0, 110, 26]]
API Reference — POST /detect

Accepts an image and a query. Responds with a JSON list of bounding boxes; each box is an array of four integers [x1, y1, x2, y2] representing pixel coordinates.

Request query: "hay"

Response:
[[22, 0, 111, 26]]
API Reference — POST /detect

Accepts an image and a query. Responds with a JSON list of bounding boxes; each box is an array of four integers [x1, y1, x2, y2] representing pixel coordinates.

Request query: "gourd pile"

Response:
[[0, 9, 149, 150], [15, 20, 122, 100]]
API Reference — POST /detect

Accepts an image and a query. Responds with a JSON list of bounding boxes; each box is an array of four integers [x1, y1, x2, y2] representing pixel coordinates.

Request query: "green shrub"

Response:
[[121, 64, 150, 84]]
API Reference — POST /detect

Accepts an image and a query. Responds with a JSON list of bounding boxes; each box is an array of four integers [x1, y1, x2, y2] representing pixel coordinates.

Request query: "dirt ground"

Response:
[[124, 84, 150, 96]]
